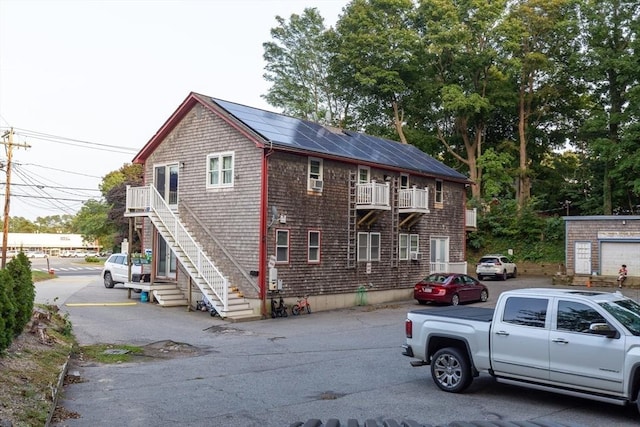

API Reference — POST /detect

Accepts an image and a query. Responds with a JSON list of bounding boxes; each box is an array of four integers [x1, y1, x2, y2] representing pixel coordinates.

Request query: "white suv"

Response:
[[102, 253, 151, 289], [476, 254, 517, 281]]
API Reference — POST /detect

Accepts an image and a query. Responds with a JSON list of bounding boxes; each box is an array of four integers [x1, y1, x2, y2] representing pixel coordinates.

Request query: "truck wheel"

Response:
[[451, 294, 460, 306], [103, 272, 115, 288], [431, 347, 472, 393]]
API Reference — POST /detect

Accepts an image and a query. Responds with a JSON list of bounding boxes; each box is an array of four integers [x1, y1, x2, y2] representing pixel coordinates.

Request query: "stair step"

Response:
[[225, 313, 263, 323], [158, 299, 189, 307], [221, 308, 257, 318]]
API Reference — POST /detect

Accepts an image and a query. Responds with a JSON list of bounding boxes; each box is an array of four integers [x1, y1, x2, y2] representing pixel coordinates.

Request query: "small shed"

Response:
[[564, 215, 640, 277]]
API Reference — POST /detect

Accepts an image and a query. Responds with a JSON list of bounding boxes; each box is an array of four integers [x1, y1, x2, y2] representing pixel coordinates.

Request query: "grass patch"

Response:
[[79, 344, 144, 363], [32, 270, 55, 282]]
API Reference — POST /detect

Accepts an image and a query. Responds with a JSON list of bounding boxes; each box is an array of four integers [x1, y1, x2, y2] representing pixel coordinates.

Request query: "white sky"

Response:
[[0, 0, 348, 221]]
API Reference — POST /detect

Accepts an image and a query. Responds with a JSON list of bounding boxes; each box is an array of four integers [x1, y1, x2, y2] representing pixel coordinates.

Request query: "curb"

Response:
[[46, 354, 71, 427]]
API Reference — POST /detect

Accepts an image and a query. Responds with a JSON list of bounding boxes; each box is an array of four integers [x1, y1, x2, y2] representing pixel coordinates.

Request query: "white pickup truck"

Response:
[[402, 288, 640, 412]]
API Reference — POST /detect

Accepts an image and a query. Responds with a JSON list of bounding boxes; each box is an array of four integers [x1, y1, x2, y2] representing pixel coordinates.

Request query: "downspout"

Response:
[[258, 143, 274, 318]]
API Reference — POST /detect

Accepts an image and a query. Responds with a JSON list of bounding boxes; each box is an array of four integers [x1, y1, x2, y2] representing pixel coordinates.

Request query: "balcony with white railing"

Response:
[[399, 186, 429, 214], [429, 261, 468, 274], [356, 181, 391, 210]]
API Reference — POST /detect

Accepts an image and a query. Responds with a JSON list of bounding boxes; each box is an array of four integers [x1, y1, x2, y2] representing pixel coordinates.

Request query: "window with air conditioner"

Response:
[[400, 233, 420, 261], [308, 157, 323, 191]]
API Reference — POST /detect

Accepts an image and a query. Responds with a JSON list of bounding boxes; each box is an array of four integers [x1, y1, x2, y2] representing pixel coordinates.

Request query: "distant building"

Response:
[[3, 233, 99, 256]]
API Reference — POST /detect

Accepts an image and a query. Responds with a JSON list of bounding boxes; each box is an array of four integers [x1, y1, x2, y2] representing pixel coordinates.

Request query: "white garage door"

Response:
[[600, 242, 640, 276]]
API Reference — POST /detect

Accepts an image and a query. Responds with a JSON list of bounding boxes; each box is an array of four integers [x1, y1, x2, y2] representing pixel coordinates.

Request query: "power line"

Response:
[[0, 182, 101, 192], [5, 127, 139, 155]]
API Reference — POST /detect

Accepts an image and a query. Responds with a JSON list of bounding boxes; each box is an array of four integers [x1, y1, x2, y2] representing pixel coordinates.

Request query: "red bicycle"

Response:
[[291, 295, 311, 315]]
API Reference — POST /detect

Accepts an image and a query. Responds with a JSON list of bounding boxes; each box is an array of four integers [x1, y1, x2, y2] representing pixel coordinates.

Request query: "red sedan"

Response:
[[413, 273, 488, 306]]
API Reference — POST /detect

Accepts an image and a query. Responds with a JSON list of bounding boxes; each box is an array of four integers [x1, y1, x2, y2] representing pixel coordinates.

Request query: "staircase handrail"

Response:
[[130, 185, 228, 311]]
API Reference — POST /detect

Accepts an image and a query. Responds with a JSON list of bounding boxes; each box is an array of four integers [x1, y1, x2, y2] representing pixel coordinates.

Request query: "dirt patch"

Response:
[[0, 306, 74, 427], [138, 340, 204, 359]]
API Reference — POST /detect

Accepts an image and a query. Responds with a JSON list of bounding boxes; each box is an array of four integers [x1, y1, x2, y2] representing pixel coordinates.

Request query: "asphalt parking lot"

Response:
[[39, 275, 640, 427]]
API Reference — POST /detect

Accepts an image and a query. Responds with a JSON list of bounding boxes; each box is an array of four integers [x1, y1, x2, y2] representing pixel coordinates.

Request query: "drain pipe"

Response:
[[258, 145, 273, 318]]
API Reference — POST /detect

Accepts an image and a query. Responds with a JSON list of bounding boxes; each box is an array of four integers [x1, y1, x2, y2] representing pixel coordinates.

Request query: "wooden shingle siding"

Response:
[[133, 94, 471, 310], [142, 105, 262, 295], [564, 217, 640, 276], [265, 151, 467, 297]]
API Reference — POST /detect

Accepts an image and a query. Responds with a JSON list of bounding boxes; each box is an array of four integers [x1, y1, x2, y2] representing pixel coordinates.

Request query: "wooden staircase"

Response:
[[125, 185, 259, 321]]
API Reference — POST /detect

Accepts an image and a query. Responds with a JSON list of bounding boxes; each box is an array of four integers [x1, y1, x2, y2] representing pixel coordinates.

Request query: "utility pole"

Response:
[[1, 128, 30, 268]]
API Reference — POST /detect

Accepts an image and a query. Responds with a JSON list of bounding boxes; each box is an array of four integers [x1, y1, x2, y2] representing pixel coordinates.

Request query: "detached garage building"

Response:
[[565, 216, 640, 278]]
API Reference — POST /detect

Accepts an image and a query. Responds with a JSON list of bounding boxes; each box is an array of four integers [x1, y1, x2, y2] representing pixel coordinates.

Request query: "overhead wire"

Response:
[[0, 125, 128, 218]]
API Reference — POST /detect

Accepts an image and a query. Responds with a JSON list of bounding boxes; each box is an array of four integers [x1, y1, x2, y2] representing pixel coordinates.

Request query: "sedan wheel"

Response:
[[103, 272, 115, 288], [431, 347, 473, 393], [451, 294, 460, 306], [480, 289, 488, 302]]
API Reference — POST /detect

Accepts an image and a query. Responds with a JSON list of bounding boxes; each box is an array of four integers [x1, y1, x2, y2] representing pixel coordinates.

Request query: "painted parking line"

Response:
[[65, 302, 138, 307]]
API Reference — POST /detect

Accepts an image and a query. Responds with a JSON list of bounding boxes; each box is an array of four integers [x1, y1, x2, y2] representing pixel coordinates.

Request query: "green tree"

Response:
[[263, 8, 352, 125], [73, 199, 114, 250], [497, 0, 580, 208], [0, 268, 16, 350], [576, 0, 640, 214], [414, 0, 510, 200], [102, 164, 144, 252], [330, 0, 420, 142], [6, 253, 33, 336]]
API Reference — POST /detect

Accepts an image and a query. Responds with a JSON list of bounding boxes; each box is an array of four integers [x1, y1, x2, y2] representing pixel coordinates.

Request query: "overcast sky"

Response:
[[0, 0, 347, 221]]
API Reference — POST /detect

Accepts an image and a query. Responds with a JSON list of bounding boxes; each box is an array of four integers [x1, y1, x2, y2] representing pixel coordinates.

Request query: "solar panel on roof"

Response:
[[211, 97, 467, 180]]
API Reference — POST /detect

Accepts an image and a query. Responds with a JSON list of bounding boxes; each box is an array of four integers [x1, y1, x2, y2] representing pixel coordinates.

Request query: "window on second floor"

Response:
[[308, 157, 323, 191], [435, 179, 443, 204], [275, 229, 289, 263], [400, 174, 409, 189], [357, 232, 380, 262], [207, 152, 234, 188], [308, 230, 320, 263], [358, 166, 370, 183]]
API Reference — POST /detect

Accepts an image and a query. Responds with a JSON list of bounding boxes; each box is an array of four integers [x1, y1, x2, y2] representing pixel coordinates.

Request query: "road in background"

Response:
[[43, 276, 640, 427]]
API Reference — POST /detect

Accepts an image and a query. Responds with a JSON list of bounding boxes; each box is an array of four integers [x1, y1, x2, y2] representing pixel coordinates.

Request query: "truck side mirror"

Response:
[[589, 323, 618, 338]]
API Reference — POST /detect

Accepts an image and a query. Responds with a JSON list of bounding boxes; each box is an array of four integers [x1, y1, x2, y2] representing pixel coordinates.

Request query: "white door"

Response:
[[430, 237, 449, 272], [574, 241, 591, 275]]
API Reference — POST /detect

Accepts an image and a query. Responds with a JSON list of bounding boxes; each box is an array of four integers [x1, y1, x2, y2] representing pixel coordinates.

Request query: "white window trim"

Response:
[[410, 234, 420, 254], [357, 232, 381, 262], [435, 179, 443, 204], [275, 229, 290, 263], [206, 151, 235, 189], [358, 166, 370, 183], [308, 230, 321, 264], [399, 234, 409, 260], [400, 173, 409, 189], [400, 233, 420, 260], [308, 157, 323, 191]]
